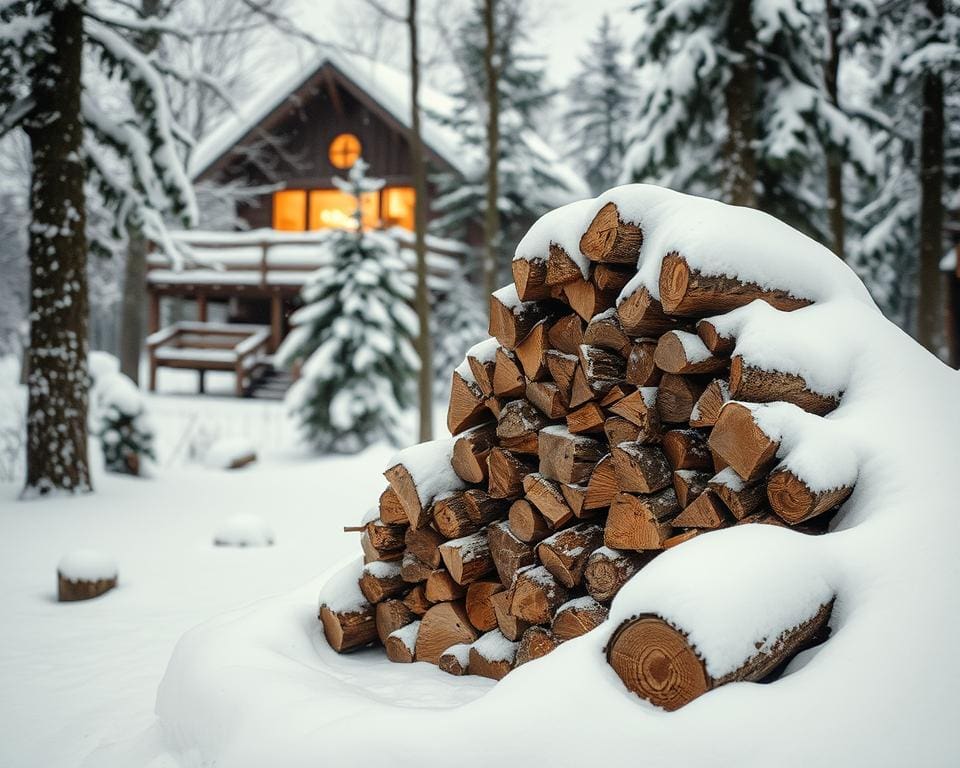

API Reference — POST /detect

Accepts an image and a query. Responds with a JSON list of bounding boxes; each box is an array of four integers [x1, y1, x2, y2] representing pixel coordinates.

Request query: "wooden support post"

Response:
[[197, 293, 208, 323], [270, 292, 283, 352], [148, 290, 160, 335]]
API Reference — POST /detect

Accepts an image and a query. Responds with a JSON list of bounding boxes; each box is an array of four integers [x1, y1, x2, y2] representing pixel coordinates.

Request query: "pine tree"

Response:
[[564, 15, 635, 194], [276, 159, 419, 453]]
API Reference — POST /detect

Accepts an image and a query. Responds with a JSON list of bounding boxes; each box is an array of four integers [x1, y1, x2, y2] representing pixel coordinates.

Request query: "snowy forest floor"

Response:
[[0, 369, 443, 767]]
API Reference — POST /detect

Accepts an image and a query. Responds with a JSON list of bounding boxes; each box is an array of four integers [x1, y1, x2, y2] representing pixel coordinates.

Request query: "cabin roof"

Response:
[[189, 46, 589, 206]]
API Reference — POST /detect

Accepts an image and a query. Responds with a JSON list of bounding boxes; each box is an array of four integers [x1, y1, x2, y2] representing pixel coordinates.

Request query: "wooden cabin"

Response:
[[145, 49, 586, 396]]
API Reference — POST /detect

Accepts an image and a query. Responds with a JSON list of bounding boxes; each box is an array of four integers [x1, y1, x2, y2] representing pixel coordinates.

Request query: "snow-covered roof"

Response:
[[189, 46, 589, 207]]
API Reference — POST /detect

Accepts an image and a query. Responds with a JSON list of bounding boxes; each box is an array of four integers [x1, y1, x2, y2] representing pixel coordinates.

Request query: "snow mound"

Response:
[[57, 550, 118, 583], [203, 438, 257, 470], [212, 514, 275, 548]]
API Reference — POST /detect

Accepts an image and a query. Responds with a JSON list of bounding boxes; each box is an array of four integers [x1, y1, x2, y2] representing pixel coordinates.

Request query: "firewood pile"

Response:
[[320, 199, 851, 710]]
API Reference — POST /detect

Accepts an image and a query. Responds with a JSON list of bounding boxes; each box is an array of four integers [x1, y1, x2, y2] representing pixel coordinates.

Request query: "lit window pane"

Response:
[[273, 190, 306, 231], [382, 186, 416, 231], [309, 189, 379, 230]]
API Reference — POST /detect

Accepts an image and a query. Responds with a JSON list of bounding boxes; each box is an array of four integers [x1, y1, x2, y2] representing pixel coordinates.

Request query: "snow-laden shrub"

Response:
[[89, 353, 155, 476]]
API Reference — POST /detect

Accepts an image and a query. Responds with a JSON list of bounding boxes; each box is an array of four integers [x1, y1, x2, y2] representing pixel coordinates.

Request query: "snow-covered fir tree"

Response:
[[275, 159, 419, 453], [563, 15, 635, 194], [89, 352, 155, 476]]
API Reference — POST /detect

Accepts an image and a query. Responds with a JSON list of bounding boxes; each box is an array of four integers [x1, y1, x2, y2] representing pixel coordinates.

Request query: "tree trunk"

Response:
[[483, 0, 501, 308], [916, 0, 946, 357], [823, 0, 845, 259], [408, 0, 433, 442], [22, 0, 91, 496], [723, 0, 757, 207], [120, 225, 147, 382]]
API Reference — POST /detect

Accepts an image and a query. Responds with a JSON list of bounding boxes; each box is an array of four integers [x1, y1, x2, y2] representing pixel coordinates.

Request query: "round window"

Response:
[[329, 133, 362, 169]]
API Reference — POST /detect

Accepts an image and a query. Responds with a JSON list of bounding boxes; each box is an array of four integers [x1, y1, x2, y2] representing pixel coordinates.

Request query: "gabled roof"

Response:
[[189, 47, 589, 205]]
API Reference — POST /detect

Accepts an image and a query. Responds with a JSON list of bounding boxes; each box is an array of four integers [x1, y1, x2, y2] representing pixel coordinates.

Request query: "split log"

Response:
[[497, 399, 549, 454], [547, 313, 585, 355], [361, 530, 403, 563], [552, 597, 609, 641], [466, 579, 506, 632], [766, 468, 854, 524], [485, 396, 504, 419], [378, 486, 409, 526], [564, 277, 616, 321], [515, 626, 561, 666], [696, 318, 736, 355], [593, 263, 634, 293], [653, 330, 728, 375], [512, 255, 550, 301], [662, 428, 713, 471], [672, 469, 711, 508], [626, 339, 661, 387], [415, 601, 479, 664], [708, 402, 780, 482], [569, 365, 597, 409], [515, 319, 550, 381], [438, 643, 472, 676], [439, 531, 494, 585], [538, 426, 605, 484], [385, 440, 466, 530], [404, 525, 444, 569], [448, 368, 489, 435], [616, 286, 682, 337], [508, 498, 551, 543], [464, 489, 505, 526], [522, 473, 574, 528], [604, 489, 680, 551], [487, 447, 535, 500], [487, 521, 536, 586], [664, 529, 703, 548], [545, 349, 579, 396], [600, 382, 634, 407], [451, 423, 497, 484], [465, 339, 500, 397], [584, 453, 619, 510], [659, 252, 812, 316], [689, 379, 731, 428], [584, 547, 653, 602], [607, 601, 834, 711], [320, 603, 377, 653], [657, 374, 707, 423], [604, 415, 643, 447], [358, 561, 405, 604], [672, 489, 729, 529], [608, 387, 660, 440], [566, 401, 606, 434], [469, 630, 519, 680], [536, 523, 605, 588], [424, 572, 465, 605], [364, 519, 406, 553], [560, 482, 591, 518], [400, 552, 434, 583], [579, 202, 643, 264], [546, 243, 584, 286], [376, 599, 416, 645], [489, 284, 554, 349], [729, 356, 840, 416], [403, 584, 432, 615], [578, 344, 626, 397], [491, 589, 530, 641], [612, 442, 673, 494], [493, 347, 525, 398], [583, 309, 632, 356], [434, 492, 482, 539], [526, 380, 569, 419], [708, 467, 765, 520], [510, 565, 571, 625]]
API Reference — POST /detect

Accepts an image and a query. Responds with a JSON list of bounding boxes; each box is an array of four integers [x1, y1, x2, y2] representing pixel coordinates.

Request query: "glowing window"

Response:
[[328, 133, 362, 169], [309, 189, 379, 230], [382, 186, 416, 231], [272, 189, 306, 231]]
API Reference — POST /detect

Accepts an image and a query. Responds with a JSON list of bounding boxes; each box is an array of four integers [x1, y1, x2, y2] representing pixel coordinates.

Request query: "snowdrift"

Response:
[[148, 185, 960, 767]]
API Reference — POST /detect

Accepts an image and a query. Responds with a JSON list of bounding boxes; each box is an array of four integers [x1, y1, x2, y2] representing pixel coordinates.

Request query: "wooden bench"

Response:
[[146, 322, 271, 396]]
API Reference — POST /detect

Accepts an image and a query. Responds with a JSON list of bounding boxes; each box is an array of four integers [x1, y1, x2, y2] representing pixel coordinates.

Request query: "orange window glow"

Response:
[[308, 189, 379, 230], [381, 186, 416, 231], [329, 133, 362, 169], [273, 189, 306, 231]]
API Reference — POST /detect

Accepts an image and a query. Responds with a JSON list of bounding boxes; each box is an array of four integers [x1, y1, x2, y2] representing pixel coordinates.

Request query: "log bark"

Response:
[[654, 330, 728, 375], [466, 579, 505, 632], [584, 547, 653, 602], [376, 598, 416, 644], [552, 597, 609, 641], [414, 601, 479, 664], [515, 319, 550, 381], [659, 252, 812, 316], [359, 562, 406, 603], [579, 202, 643, 264], [672, 489, 729, 529], [515, 626, 561, 666], [57, 574, 116, 603], [708, 468, 765, 520], [438, 644, 471, 676], [364, 520, 406, 553], [626, 339, 662, 387], [487, 520, 536, 587], [497, 399, 549, 455], [489, 285, 554, 349], [708, 402, 780, 482], [604, 489, 680, 551], [662, 429, 713, 472], [522, 473, 574, 528], [689, 379, 731, 428], [538, 426, 605, 484], [607, 601, 833, 710], [584, 310, 632, 356], [452, 423, 497, 484], [439, 531, 494, 585], [385, 621, 420, 663], [612, 442, 673, 494], [508, 498, 552, 543], [616, 286, 682, 337], [657, 374, 707, 424], [320, 603, 378, 653], [536, 523, 605, 588], [469, 630, 518, 680], [766, 468, 853, 524], [487, 447, 535, 500], [696, 318, 736, 355], [672, 470, 711, 508], [512, 256, 550, 301], [493, 347, 525, 398], [578, 344, 627, 397], [547, 313, 585, 355], [593, 263, 634, 293], [434, 492, 482, 539], [729, 356, 839, 416], [510, 565, 570, 625], [361, 530, 404, 564]]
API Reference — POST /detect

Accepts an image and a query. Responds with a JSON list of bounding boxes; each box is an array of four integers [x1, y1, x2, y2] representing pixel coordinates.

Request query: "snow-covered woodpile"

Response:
[[320, 185, 869, 710]]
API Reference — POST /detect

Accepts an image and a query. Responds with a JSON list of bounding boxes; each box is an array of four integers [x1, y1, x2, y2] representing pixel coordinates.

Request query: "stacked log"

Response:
[[320, 200, 850, 708]]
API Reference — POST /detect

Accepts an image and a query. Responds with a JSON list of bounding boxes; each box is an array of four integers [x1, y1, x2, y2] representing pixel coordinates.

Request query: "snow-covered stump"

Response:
[[57, 551, 118, 602]]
